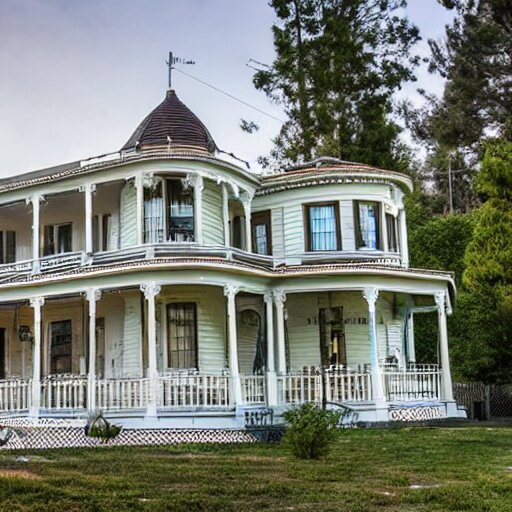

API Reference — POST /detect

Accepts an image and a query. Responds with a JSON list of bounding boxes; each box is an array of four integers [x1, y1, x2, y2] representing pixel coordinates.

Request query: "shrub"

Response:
[[85, 414, 122, 442], [282, 403, 341, 459]]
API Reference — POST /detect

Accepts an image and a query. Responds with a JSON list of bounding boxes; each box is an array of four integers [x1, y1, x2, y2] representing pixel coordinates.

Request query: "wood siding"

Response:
[[120, 182, 137, 248], [202, 180, 224, 246]]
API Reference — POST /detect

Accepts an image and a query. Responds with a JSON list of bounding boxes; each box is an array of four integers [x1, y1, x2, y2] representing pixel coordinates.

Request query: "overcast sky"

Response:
[[0, 0, 454, 178]]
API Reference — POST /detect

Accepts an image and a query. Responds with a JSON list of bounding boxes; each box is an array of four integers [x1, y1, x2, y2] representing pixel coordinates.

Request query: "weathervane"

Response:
[[166, 51, 196, 89]]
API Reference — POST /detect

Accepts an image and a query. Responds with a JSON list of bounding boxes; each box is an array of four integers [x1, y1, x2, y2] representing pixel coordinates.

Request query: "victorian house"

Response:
[[0, 86, 463, 427]]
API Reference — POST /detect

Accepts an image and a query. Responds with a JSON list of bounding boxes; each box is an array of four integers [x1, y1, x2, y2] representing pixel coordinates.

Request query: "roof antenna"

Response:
[[166, 51, 196, 90]]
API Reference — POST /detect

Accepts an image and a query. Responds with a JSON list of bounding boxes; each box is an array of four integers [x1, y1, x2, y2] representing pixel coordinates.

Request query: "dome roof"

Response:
[[121, 89, 217, 153]]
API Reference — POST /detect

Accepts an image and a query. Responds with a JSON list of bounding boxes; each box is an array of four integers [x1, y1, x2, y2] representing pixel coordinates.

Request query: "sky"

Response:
[[0, 0, 454, 178]]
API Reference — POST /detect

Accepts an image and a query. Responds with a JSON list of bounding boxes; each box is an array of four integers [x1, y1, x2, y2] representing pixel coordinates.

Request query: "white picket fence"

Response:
[[241, 375, 266, 404], [0, 379, 31, 412]]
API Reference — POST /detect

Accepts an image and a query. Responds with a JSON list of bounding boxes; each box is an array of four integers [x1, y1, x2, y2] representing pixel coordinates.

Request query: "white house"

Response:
[[0, 87, 463, 428]]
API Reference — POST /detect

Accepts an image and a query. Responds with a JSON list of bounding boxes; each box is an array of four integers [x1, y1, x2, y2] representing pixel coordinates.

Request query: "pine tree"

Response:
[[254, 0, 420, 170]]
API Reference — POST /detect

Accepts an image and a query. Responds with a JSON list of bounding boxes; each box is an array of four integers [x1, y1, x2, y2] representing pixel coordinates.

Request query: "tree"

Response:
[[405, 0, 512, 213], [254, 0, 420, 170]]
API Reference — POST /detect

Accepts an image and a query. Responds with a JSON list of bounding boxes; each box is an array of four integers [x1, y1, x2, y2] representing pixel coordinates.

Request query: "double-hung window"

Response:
[[354, 201, 381, 250], [49, 319, 72, 374], [305, 203, 340, 251], [93, 214, 113, 252], [386, 213, 398, 252], [167, 179, 194, 242], [167, 303, 197, 369], [43, 223, 72, 256]]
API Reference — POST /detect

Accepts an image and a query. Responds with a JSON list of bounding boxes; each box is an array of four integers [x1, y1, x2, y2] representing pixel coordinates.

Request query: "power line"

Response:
[[174, 67, 285, 124]]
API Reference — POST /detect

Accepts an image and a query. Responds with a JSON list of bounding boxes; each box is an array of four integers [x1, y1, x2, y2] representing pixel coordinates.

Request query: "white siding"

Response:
[[122, 294, 143, 377], [340, 199, 356, 251], [283, 204, 304, 256], [345, 325, 371, 367], [202, 180, 224, 246], [271, 207, 285, 258], [120, 182, 137, 248]]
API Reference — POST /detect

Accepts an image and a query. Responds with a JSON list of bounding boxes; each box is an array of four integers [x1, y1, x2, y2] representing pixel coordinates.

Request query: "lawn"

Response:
[[0, 427, 511, 511]]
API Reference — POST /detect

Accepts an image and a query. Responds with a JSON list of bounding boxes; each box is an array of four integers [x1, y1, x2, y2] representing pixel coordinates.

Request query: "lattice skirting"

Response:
[[0, 419, 259, 450], [389, 406, 445, 422]]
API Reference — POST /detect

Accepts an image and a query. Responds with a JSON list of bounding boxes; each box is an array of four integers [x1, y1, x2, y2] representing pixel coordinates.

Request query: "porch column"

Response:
[[222, 183, 230, 247], [363, 287, 385, 403], [29, 296, 45, 418], [274, 289, 287, 375], [264, 291, 278, 406], [241, 191, 253, 253], [141, 282, 161, 417], [224, 284, 242, 406], [27, 194, 41, 273], [398, 208, 409, 267], [192, 174, 204, 245], [84, 183, 96, 255], [86, 288, 101, 413], [435, 290, 454, 401], [135, 174, 144, 246]]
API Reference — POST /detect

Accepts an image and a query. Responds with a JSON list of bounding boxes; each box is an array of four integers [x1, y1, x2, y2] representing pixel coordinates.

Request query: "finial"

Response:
[[165, 51, 196, 90]]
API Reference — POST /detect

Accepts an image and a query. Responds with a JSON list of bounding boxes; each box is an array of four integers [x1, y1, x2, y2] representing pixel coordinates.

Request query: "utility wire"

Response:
[[174, 67, 285, 124]]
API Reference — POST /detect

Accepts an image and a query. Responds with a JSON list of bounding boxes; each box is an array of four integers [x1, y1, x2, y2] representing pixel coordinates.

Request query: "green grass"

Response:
[[0, 427, 511, 511]]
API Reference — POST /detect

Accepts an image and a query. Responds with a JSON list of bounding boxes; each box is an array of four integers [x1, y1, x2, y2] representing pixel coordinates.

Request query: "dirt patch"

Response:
[[0, 469, 42, 480]]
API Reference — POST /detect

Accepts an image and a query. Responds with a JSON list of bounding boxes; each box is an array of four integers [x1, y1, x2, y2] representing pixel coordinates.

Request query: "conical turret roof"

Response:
[[121, 89, 217, 153]]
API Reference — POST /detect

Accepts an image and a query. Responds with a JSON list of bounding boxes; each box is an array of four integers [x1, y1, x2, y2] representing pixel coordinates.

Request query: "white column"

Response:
[[224, 284, 242, 406], [222, 183, 230, 247], [135, 174, 144, 246], [193, 174, 204, 245], [398, 208, 409, 267], [27, 194, 41, 273], [30, 296, 45, 418], [141, 282, 161, 417], [363, 287, 385, 403], [84, 184, 96, 254], [241, 191, 253, 253], [264, 291, 277, 406], [435, 290, 454, 401], [274, 290, 287, 375], [86, 288, 101, 413]]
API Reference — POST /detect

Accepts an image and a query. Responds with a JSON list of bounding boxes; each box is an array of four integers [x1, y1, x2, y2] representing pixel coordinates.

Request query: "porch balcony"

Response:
[[0, 364, 442, 416]]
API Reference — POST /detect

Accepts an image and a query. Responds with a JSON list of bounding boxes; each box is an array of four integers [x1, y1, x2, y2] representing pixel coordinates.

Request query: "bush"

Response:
[[282, 403, 341, 459], [85, 414, 122, 442]]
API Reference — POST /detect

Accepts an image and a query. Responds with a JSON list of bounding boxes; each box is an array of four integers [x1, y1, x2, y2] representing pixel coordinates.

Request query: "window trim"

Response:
[[251, 210, 272, 256], [166, 302, 198, 370], [354, 200, 382, 251], [304, 202, 341, 252]]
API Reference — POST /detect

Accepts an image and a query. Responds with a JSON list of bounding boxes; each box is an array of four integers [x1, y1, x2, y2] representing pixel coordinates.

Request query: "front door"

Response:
[[319, 307, 346, 367]]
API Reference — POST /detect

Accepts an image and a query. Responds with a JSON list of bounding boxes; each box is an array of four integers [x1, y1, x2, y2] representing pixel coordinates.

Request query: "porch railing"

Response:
[[241, 375, 266, 405], [160, 374, 231, 409], [96, 377, 150, 410], [382, 365, 441, 402], [325, 368, 372, 402], [40, 375, 87, 410], [0, 378, 31, 413], [278, 368, 322, 405]]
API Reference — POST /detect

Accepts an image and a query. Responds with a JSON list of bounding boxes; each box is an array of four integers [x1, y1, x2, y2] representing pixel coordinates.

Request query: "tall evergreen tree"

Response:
[[254, 0, 420, 170]]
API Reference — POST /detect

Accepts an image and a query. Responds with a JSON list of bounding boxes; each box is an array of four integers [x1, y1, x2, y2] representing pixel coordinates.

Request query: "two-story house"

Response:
[[0, 87, 463, 429]]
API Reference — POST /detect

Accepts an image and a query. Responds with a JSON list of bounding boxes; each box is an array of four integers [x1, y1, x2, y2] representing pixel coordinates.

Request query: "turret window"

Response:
[[386, 213, 398, 252], [354, 201, 381, 250], [167, 179, 194, 243], [167, 303, 197, 369], [305, 203, 340, 251]]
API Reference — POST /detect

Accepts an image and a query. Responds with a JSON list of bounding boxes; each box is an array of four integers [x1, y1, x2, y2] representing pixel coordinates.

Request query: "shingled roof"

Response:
[[121, 89, 217, 153]]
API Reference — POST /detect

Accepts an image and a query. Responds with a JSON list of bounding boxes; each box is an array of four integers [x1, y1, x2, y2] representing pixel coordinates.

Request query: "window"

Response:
[[167, 303, 197, 369], [386, 213, 398, 252], [93, 214, 113, 252], [43, 223, 72, 256], [354, 201, 381, 250], [251, 211, 272, 255], [49, 320, 72, 374], [0, 231, 16, 264], [305, 203, 340, 251], [231, 215, 246, 250], [144, 180, 164, 244], [167, 179, 194, 242]]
